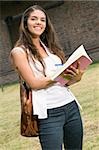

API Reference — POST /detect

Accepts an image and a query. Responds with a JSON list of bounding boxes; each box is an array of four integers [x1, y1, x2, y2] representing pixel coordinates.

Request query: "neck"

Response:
[[32, 38, 40, 47]]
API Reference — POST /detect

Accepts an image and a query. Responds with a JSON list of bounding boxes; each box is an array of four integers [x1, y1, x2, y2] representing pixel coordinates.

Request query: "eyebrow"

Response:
[[30, 15, 46, 19]]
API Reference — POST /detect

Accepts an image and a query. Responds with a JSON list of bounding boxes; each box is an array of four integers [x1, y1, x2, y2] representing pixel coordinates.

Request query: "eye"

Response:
[[31, 18, 36, 21], [41, 19, 46, 22], [30, 16, 37, 21], [41, 17, 46, 22]]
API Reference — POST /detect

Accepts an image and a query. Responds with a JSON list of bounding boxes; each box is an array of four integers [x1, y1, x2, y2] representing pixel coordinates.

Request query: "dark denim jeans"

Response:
[[39, 101, 83, 150]]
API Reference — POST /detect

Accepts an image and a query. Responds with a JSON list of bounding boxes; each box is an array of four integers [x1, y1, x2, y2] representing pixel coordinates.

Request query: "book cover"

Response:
[[51, 45, 93, 85]]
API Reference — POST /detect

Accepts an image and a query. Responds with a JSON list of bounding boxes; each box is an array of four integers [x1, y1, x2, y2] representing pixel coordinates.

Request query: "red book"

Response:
[[51, 45, 93, 85]]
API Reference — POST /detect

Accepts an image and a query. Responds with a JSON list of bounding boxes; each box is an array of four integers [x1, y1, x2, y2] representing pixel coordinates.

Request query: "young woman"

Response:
[[10, 5, 83, 150]]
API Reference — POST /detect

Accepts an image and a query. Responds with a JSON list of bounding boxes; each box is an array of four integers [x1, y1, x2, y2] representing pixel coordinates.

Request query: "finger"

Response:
[[76, 61, 85, 75], [77, 61, 80, 71], [67, 68, 76, 76], [74, 61, 81, 74], [70, 65, 77, 73]]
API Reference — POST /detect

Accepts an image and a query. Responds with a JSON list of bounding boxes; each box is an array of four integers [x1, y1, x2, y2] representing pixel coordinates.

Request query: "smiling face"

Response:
[[27, 9, 46, 38]]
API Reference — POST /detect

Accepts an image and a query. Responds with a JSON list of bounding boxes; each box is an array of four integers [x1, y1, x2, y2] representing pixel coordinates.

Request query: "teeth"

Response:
[[35, 27, 41, 30]]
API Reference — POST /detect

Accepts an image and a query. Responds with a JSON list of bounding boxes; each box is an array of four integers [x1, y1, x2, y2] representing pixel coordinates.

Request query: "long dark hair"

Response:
[[15, 5, 66, 74]]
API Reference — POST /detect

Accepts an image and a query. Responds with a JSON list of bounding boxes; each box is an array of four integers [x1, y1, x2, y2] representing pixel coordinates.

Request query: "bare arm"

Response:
[[10, 48, 54, 90]]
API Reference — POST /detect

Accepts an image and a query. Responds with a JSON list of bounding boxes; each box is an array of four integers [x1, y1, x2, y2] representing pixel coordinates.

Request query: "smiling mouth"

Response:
[[34, 26, 42, 30]]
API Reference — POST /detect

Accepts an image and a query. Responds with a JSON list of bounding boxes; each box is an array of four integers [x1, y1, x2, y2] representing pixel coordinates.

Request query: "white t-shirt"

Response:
[[43, 54, 75, 109]]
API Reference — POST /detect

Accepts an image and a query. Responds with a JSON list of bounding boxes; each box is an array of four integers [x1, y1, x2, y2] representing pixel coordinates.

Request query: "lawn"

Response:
[[0, 62, 99, 150]]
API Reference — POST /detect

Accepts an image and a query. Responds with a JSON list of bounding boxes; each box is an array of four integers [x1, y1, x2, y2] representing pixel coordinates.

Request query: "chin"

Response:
[[30, 33, 40, 38]]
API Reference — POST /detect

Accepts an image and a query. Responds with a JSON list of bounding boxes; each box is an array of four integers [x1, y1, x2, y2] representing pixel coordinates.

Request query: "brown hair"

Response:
[[15, 5, 66, 74]]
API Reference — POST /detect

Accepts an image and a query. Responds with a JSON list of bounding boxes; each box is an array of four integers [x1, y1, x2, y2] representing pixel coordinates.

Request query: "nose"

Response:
[[36, 19, 41, 24]]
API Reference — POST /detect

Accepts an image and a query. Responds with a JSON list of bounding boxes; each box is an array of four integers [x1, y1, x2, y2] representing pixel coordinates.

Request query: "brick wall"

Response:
[[0, 1, 99, 85]]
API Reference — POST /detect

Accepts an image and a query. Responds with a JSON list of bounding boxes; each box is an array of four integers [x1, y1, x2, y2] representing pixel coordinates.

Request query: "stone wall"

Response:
[[0, 20, 19, 85], [48, 1, 99, 58]]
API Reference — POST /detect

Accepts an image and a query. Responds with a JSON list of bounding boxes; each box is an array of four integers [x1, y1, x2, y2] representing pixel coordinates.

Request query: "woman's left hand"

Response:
[[63, 61, 84, 85]]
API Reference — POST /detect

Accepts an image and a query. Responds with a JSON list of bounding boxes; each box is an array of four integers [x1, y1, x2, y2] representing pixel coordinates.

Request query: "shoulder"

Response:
[[11, 46, 26, 56], [10, 46, 28, 64]]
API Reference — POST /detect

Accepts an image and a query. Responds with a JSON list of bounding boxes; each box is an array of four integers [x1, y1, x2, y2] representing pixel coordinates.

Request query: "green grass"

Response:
[[0, 62, 99, 150]]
